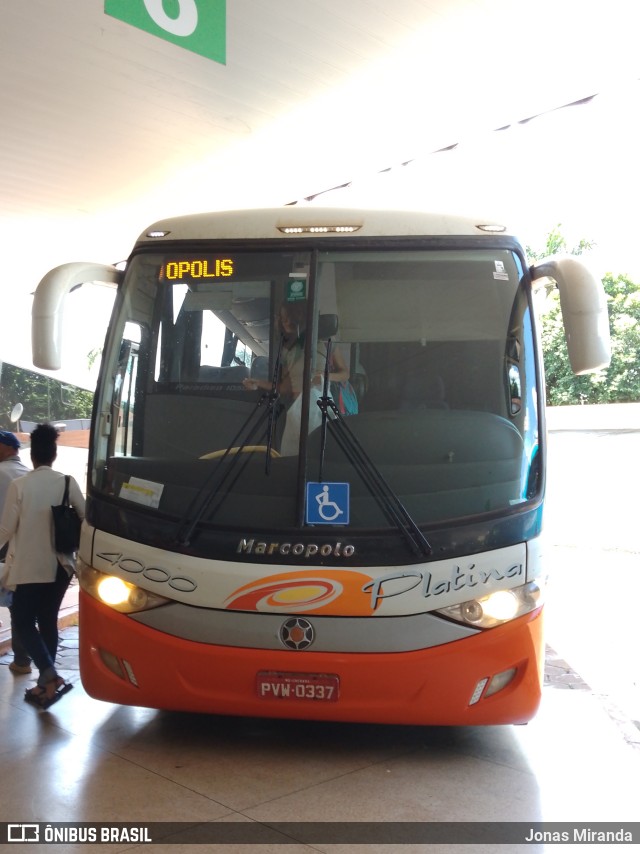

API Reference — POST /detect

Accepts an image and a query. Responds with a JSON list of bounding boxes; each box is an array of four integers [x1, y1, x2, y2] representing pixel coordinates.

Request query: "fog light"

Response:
[[99, 648, 125, 680], [485, 667, 517, 697]]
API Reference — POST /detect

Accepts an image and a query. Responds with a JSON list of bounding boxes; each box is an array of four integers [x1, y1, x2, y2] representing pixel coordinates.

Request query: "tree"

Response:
[[527, 226, 640, 404], [0, 362, 93, 429], [601, 272, 640, 401]]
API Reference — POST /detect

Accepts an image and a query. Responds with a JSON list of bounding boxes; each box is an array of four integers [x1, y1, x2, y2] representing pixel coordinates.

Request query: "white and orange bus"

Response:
[[32, 208, 610, 725]]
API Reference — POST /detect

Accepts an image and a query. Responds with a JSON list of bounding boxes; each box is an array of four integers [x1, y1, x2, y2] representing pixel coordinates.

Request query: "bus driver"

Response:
[[243, 301, 348, 454]]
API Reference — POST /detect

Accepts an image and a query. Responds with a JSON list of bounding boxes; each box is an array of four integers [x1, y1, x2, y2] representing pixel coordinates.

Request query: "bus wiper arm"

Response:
[[264, 334, 286, 474], [317, 342, 431, 558], [317, 338, 336, 485], [175, 336, 286, 546]]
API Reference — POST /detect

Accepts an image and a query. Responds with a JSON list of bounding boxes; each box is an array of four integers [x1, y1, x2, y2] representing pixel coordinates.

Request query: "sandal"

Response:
[[24, 677, 73, 710], [24, 685, 47, 706]]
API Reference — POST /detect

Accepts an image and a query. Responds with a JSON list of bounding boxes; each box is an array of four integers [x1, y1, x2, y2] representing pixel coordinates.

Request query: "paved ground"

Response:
[[544, 407, 640, 739]]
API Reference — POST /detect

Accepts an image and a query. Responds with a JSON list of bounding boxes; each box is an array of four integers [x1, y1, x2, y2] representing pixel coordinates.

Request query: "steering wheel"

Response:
[[199, 445, 281, 460]]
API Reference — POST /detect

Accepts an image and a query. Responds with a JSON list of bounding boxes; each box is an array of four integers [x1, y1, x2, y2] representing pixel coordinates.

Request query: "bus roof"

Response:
[[136, 207, 513, 246]]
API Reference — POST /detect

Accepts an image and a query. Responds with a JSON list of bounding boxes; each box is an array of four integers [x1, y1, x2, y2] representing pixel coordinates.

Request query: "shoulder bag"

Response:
[[51, 475, 81, 553]]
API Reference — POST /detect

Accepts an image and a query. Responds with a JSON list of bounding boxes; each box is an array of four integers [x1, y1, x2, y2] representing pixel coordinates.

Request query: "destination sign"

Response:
[[161, 258, 234, 280]]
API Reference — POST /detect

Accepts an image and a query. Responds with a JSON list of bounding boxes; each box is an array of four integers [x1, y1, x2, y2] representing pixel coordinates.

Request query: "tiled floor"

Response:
[[1, 624, 638, 853]]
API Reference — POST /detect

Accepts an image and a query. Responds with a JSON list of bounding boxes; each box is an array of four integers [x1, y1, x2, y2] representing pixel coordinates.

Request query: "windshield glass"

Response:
[[91, 246, 539, 532]]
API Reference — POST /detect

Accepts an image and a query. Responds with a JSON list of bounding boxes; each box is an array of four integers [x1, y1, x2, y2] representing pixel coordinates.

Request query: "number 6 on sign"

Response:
[[144, 0, 197, 36], [105, 1, 226, 65]]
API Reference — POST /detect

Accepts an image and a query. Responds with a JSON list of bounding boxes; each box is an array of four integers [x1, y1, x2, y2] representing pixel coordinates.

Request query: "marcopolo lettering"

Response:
[[237, 538, 355, 559]]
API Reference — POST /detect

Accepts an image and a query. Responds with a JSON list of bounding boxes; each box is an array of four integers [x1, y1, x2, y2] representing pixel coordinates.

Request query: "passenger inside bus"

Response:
[[242, 301, 349, 454]]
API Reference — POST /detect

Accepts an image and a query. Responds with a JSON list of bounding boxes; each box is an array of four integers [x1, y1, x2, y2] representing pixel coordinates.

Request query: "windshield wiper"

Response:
[[175, 337, 286, 547], [263, 334, 286, 473], [316, 340, 432, 559]]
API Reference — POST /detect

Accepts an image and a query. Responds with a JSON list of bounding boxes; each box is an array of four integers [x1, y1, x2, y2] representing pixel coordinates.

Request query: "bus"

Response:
[[31, 208, 610, 725]]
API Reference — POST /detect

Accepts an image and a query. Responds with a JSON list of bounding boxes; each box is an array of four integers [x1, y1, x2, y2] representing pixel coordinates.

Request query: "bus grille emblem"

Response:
[[280, 617, 315, 650]]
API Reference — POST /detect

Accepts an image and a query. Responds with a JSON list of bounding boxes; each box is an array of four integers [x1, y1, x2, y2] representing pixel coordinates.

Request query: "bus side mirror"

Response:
[[32, 262, 123, 370], [531, 255, 611, 375]]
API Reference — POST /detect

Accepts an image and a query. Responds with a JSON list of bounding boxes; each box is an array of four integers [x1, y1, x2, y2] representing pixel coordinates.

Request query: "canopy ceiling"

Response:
[[1, 0, 639, 383]]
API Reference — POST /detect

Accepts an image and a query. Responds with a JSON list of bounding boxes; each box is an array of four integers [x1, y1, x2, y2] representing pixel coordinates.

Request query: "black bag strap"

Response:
[[62, 475, 70, 507]]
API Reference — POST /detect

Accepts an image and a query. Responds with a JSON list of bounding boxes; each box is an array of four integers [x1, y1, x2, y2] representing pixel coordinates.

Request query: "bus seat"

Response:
[[250, 356, 270, 380], [350, 370, 367, 404], [318, 313, 338, 339], [400, 372, 448, 410]]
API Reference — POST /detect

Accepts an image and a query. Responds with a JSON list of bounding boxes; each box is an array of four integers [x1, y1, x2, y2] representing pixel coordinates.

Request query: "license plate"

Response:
[[256, 671, 340, 702]]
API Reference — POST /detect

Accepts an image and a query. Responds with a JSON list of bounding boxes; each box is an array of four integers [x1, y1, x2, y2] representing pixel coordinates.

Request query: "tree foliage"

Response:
[[527, 226, 640, 404], [0, 362, 93, 430]]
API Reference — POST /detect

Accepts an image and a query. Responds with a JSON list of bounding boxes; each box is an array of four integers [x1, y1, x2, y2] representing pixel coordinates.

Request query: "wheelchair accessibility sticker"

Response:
[[306, 482, 350, 525]]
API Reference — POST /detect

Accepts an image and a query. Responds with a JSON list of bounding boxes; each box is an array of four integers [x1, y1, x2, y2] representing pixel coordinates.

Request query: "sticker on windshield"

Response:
[[493, 260, 509, 281], [287, 272, 307, 302], [120, 477, 164, 509], [306, 482, 350, 525]]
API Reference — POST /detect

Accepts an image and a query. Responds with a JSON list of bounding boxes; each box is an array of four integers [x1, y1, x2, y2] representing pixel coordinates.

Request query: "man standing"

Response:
[[0, 430, 32, 674]]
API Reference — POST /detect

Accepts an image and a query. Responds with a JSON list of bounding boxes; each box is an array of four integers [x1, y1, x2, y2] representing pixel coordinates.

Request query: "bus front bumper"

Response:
[[78, 590, 543, 726]]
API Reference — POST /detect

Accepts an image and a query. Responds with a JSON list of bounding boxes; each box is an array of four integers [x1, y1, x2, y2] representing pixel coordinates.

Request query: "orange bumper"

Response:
[[79, 590, 543, 726]]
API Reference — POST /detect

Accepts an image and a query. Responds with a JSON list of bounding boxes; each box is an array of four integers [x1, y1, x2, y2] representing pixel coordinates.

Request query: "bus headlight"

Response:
[[78, 565, 169, 614], [435, 580, 544, 629]]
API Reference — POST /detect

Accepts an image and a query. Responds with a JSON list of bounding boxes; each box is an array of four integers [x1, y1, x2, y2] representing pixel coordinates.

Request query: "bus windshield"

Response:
[[91, 245, 539, 541]]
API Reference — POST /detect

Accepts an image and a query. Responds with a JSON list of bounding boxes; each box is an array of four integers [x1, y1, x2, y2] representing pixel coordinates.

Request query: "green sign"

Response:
[[105, 0, 226, 64], [286, 279, 307, 302]]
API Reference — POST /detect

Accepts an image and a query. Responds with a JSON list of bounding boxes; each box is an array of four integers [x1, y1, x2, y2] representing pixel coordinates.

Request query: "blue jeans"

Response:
[[9, 606, 32, 666], [11, 564, 71, 686]]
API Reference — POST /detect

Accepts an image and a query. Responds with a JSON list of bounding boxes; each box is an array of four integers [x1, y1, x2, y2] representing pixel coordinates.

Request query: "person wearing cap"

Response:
[[0, 430, 32, 674], [0, 430, 28, 505]]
